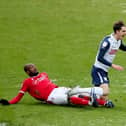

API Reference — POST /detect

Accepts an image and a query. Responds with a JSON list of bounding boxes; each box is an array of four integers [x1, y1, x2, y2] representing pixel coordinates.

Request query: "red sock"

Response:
[[70, 96, 89, 106], [78, 95, 90, 100], [97, 99, 106, 106], [83, 96, 90, 100]]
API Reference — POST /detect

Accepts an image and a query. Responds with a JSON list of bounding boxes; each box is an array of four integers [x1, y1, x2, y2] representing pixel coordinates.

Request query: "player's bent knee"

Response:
[[102, 88, 109, 96], [103, 91, 109, 96], [100, 84, 109, 95]]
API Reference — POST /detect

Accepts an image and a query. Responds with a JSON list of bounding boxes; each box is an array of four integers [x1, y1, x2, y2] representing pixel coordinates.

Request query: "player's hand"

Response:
[[112, 64, 124, 71], [0, 99, 10, 105]]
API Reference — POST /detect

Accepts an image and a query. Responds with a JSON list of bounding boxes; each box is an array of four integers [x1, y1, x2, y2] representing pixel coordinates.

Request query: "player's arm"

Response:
[[9, 92, 24, 104], [9, 80, 28, 104], [0, 91, 25, 105], [97, 41, 112, 66], [119, 42, 126, 51]]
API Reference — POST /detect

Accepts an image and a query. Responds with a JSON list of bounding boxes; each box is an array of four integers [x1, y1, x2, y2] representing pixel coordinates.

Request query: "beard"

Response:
[[29, 72, 39, 77]]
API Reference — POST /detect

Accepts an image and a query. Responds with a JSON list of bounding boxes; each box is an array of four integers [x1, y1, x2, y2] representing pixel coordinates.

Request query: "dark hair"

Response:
[[24, 63, 35, 72], [113, 21, 125, 33]]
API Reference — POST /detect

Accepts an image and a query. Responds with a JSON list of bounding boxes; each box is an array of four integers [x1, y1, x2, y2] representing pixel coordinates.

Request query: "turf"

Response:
[[0, 0, 126, 125]]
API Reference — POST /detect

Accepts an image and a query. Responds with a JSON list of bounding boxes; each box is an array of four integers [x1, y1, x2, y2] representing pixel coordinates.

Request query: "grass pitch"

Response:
[[0, 0, 126, 125]]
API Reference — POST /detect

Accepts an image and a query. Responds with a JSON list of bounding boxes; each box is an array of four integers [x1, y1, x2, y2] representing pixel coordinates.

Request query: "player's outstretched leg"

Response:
[[69, 96, 91, 106], [78, 95, 115, 108], [96, 98, 114, 108], [68, 86, 103, 97]]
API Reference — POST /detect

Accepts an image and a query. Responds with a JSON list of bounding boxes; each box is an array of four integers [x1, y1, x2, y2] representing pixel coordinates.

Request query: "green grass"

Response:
[[0, 0, 126, 125]]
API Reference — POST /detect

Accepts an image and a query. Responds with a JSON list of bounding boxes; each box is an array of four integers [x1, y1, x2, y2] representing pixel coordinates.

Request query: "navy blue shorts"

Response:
[[91, 66, 109, 86]]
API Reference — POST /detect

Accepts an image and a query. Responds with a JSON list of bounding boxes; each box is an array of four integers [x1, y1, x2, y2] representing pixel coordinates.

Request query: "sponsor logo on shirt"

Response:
[[32, 75, 46, 85], [109, 49, 118, 55]]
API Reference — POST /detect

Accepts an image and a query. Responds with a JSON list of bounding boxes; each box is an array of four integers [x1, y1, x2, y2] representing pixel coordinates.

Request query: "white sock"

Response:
[[74, 87, 103, 96]]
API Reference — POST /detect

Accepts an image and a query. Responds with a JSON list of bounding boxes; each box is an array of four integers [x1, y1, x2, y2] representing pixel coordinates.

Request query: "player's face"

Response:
[[27, 65, 39, 77], [117, 26, 126, 40]]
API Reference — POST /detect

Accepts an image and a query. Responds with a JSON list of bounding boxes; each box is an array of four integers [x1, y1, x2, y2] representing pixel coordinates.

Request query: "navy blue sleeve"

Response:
[[97, 41, 112, 66], [119, 41, 126, 51]]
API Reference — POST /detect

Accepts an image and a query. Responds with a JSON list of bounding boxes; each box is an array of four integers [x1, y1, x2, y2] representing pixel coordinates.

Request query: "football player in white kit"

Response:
[[91, 21, 126, 107]]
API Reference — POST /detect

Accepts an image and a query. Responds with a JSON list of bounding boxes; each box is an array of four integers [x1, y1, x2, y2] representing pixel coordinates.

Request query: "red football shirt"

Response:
[[21, 72, 58, 100], [9, 72, 58, 104]]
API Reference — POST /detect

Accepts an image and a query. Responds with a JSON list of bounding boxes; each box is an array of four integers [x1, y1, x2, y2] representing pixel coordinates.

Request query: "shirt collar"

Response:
[[110, 33, 121, 42]]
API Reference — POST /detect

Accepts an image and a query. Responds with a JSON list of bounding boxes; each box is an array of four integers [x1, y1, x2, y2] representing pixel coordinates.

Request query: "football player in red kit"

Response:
[[0, 64, 113, 108]]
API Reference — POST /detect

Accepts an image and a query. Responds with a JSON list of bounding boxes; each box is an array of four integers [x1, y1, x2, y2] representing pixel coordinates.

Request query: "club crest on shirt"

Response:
[[102, 42, 108, 48]]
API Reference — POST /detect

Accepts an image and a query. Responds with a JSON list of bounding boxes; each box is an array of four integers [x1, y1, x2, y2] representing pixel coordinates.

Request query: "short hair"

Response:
[[24, 63, 35, 72], [113, 21, 125, 33]]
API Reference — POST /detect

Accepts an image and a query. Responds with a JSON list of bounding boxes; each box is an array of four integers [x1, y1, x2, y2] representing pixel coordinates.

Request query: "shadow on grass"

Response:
[[1, 100, 125, 112], [18, 101, 126, 112], [20, 101, 105, 111]]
